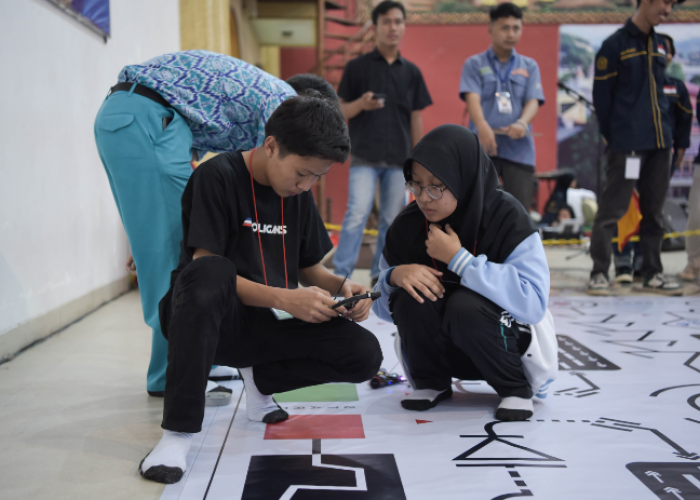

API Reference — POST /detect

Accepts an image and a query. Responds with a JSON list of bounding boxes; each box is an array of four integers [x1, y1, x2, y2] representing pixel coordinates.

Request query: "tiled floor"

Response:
[[0, 292, 165, 500]]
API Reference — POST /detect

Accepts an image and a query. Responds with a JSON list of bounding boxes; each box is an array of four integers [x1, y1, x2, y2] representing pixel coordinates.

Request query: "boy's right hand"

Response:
[[390, 264, 445, 304], [282, 287, 340, 323]]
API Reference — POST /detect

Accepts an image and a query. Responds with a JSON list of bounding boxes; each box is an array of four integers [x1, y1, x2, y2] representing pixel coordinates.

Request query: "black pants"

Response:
[[390, 286, 532, 399], [159, 256, 383, 433], [491, 157, 535, 211], [590, 149, 671, 280]]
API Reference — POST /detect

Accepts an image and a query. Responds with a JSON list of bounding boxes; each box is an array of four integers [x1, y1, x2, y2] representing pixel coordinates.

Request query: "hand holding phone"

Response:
[[360, 91, 385, 111], [331, 291, 381, 310]]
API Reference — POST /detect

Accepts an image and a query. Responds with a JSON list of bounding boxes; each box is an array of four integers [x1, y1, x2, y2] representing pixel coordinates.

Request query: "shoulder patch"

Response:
[[596, 56, 608, 71], [479, 66, 494, 76]]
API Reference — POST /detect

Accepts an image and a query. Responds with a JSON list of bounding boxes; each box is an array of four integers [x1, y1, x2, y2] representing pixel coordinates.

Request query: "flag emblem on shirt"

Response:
[[596, 56, 608, 71], [243, 218, 253, 227], [512, 67, 530, 78], [658, 44, 667, 55], [663, 85, 676, 95]]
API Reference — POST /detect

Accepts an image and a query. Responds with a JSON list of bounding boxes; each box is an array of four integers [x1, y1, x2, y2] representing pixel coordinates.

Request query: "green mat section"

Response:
[[274, 383, 359, 402]]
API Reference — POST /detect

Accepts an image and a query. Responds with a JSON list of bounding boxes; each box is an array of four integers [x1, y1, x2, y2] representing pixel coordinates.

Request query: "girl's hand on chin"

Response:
[[426, 224, 462, 264]]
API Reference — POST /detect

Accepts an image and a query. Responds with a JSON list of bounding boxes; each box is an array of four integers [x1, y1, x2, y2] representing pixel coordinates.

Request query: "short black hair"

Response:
[[372, 1, 406, 24], [286, 73, 339, 102], [265, 91, 350, 164], [489, 2, 523, 21], [659, 33, 676, 57]]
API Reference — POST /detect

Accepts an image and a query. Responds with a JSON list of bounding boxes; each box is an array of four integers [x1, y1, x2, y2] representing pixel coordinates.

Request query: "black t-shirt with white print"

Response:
[[172, 151, 332, 290]]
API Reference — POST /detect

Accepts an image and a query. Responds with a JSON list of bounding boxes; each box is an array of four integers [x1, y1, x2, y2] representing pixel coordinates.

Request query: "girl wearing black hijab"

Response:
[[372, 125, 553, 421]]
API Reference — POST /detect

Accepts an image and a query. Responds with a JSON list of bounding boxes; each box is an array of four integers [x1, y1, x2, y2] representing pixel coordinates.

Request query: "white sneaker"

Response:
[[588, 273, 610, 296], [642, 273, 682, 296]]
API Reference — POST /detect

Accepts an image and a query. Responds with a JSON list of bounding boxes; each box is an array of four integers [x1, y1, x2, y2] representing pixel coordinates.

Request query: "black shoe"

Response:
[[148, 390, 165, 398], [401, 388, 453, 411], [614, 267, 633, 284]]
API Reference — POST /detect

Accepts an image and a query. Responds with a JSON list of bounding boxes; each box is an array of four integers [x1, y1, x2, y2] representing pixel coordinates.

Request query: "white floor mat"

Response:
[[160, 297, 700, 500]]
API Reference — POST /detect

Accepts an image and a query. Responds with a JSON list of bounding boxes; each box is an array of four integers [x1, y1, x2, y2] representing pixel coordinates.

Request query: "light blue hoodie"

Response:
[[372, 232, 549, 326]]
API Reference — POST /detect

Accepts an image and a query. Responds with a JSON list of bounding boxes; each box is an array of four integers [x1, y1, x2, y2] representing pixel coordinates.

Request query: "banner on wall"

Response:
[[44, 0, 110, 39], [557, 24, 700, 193]]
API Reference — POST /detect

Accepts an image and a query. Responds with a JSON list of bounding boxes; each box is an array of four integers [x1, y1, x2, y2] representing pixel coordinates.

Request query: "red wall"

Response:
[[280, 24, 561, 223], [280, 47, 317, 80]]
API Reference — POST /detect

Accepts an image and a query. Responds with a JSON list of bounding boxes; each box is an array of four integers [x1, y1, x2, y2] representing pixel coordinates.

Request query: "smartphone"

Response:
[[331, 291, 382, 310], [372, 93, 386, 100]]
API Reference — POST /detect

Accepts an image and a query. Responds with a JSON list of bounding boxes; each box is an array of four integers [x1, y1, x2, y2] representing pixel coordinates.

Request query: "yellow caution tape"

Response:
[[541, 228, 700, 246], [325, 223, 378, 236], [324, 223, 700, 247]]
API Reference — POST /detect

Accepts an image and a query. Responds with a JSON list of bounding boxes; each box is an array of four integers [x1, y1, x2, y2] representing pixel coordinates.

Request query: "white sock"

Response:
[[239, 367, 288, 423], [403, 388, 448, 402], [498, 396, 534, 411], [140, 430, 193, 480]]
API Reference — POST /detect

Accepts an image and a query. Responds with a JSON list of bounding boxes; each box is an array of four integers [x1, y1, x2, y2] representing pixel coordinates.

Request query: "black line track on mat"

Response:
[[203, 389, 244, 500]]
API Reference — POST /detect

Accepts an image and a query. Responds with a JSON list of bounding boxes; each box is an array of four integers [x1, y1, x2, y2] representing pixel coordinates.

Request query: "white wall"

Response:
[[0, 0, 180, 356]]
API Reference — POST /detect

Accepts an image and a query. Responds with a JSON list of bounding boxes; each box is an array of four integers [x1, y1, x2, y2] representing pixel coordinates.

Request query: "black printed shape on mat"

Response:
[[557, 335, 620, 370], [241, 454, 407, 500], [627, 462, 700, 499]]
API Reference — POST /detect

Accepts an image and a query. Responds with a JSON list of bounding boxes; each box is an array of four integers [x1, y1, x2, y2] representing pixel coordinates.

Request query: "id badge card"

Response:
[[271, 308, 293, 320], [625, 155, 641, 180], [495, 91, 513, 114]]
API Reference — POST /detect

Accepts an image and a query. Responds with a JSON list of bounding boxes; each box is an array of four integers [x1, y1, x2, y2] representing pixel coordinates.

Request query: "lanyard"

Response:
[[486, 51, 516, 89], [247, 148, 288, 289]]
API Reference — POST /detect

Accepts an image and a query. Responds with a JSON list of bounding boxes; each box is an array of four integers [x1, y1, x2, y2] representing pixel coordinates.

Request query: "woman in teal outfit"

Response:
[[94, 51, 332, 396]]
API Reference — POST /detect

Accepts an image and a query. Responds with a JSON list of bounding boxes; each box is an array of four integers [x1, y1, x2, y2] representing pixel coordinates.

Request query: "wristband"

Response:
[[515, 119, 528, 129]]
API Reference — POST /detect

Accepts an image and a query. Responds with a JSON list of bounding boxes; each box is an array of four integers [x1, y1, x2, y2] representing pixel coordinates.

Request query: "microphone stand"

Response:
[[557, 80, 605, 199], [556, 81, 604, 260]]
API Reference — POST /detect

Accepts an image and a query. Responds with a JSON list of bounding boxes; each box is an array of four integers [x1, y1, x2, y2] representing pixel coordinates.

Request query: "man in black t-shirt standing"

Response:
[[139, 94, 383, 485], [333, 0, 432, 285]]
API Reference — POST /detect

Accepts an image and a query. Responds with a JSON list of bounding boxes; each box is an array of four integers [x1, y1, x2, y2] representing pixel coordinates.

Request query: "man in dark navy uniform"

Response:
[[588, 0, 685, 296], [658, 33, 693, 174], [611, 32, 693, 283]]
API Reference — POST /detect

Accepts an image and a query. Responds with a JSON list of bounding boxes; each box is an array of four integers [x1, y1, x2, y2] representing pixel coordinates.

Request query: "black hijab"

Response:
[[383, 125, 537, 276]]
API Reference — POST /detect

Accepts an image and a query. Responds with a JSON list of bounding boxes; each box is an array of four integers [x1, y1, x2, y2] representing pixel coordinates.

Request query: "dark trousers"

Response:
[[159, 256, 383, 433], [491, 157, 535, 211], [390, 286, 532, 399], [590, 149, 671, 280]]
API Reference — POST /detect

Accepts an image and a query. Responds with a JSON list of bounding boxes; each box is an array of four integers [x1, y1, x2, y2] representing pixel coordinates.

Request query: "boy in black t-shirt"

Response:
[[139, 93, 384, 484]]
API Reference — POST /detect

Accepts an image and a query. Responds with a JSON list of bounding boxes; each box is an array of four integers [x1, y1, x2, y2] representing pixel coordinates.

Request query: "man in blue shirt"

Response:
[[94, 52, 330, 397], [459, 2, 545, 211], [589, 0, 684, 296]]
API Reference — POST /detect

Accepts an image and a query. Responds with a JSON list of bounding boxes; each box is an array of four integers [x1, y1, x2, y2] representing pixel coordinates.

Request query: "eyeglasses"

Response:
[[405, 181, 445, 200]]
